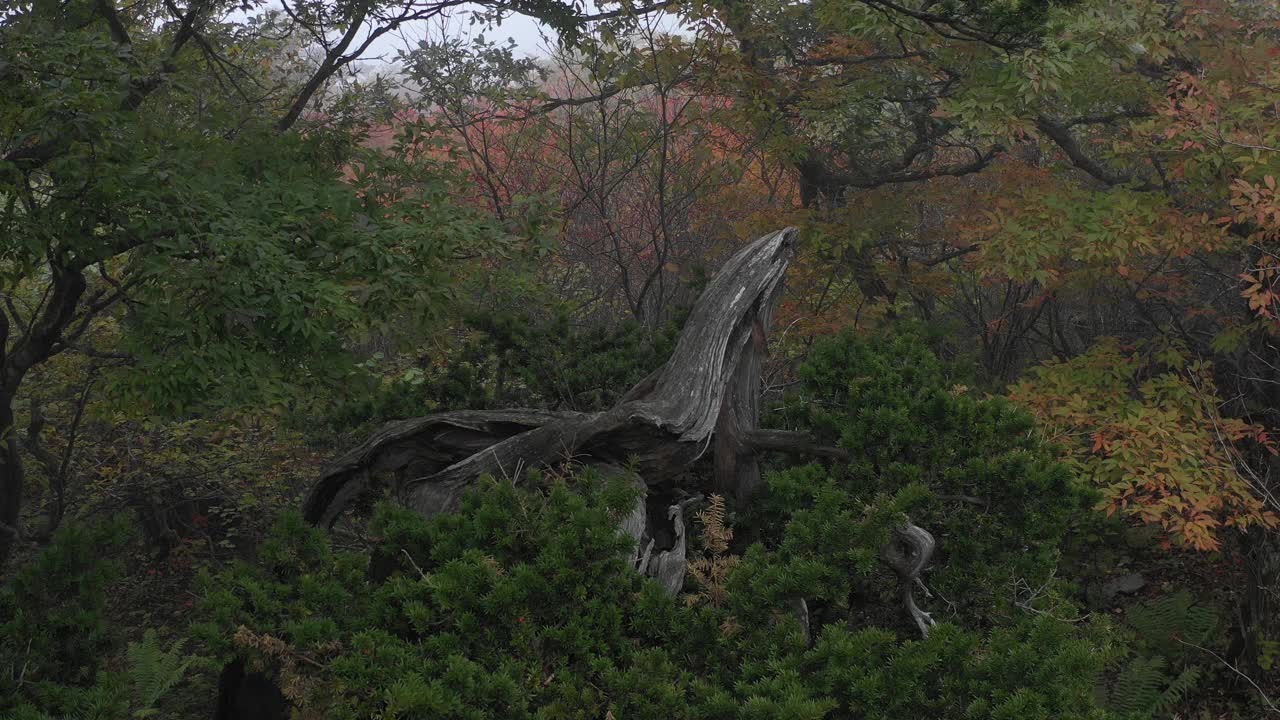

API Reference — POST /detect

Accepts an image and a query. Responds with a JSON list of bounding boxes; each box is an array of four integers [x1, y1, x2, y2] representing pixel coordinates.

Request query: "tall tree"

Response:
[[0, 0, 639, 566]]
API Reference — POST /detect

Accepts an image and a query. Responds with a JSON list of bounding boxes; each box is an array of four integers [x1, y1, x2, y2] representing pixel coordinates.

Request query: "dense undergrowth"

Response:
[[1, 331, 1255, 719]]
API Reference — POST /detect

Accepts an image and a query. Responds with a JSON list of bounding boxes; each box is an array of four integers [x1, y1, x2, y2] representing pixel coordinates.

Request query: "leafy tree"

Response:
[[6, 0, 1279, 714], [1010, 338, 1279, 551], [0, 0, 641, 566], [400, 27, 785, 327]]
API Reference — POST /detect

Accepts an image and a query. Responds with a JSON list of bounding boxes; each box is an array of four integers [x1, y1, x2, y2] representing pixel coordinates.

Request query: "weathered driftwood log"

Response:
[[305, 227, 799, 527], [303, 226, 939, 609], [303, 410, 581, 527], [621, 493, 703, 595], [614, 468, 701, 592]]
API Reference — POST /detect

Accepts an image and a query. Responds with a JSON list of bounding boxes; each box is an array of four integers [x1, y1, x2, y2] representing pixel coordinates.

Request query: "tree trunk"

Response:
[[0, 395, 24, 566], [305, 228, 800, 525], [0, 262, 86, 567], [304, 226, 940, 607]]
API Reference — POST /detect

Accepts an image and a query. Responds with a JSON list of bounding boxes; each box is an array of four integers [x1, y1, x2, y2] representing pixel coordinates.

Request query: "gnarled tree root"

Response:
[[881, 522, 937, 638]]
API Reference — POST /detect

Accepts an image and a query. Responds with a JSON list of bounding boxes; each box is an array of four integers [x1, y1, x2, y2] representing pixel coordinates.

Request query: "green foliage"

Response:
[[0, 520, 130, 718], [197, 331, 1129, 719], [0, 521, 204, 719], [195, 470, 693, 719], [730, 467, 924, 621], [197, 467, 1125, 719], [0, 0, 554, 570], [1106, 656, 1200, 719], [125, 630, 194, 718], [101, 129, 523, 414], [783, 615, 1119, 720], [0, 2, 536, 417], [1104, 591, 1216, 718], [762, 329, 1093, 622], [8, 1, 1267, 717], [1125, 591, 1217, 659], [0, 522, 126, 695], [317, 303, 684, 436], [427, 307, 684, 412]]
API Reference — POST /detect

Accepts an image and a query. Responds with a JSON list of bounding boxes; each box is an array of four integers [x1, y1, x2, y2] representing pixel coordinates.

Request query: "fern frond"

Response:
[[685, 495, 739, 608], [1126, 591, 1216, 658], [695, 494, 733, 555], [1155, 665, 1202, 712], [1106, 592, 1216, 719], [126, 629, 193, 716], [1108, 655, 1168, 716]]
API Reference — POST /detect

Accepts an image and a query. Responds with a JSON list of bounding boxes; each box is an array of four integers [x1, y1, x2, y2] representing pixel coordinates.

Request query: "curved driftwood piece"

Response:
[[647, 503, 690, 595], [881, 522, 937, 638], [600, 466, 700, 593], [303, 409, 581, 526], [304, 228, 799, 528]]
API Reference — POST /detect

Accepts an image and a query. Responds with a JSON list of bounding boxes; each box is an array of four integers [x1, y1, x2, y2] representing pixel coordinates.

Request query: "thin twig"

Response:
[[1175, 638, 1280, 715], [400, 548, 428, 581]]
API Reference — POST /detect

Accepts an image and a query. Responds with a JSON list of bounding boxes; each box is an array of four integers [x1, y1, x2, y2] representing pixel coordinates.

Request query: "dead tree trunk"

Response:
[[304, 227, 938, 623], [302, 228, 797, 590], [305, 228, 799, 526]]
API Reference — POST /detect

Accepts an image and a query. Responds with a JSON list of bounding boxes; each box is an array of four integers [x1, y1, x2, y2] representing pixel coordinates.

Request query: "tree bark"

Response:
[[881, 522, 937, 637], [304, 228, 799, 526], [306, 226, 944, 611], [0, 264, 87, 568], [0, 396, 24, 564]]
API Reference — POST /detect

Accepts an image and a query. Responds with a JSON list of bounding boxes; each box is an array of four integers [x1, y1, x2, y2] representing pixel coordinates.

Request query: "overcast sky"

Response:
[[227, 3, 567, 68], [299, 3, 686, 68], [362, 8, 559, 62], [227, 2, 689, 90]]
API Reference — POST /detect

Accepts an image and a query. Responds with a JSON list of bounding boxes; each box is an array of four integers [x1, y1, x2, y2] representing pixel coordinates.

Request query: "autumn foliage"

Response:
[[1010, 340, 1278, 551]]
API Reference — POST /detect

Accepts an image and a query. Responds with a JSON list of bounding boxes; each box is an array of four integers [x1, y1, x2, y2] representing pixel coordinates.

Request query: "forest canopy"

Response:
[[3, 0, 1280, 718]]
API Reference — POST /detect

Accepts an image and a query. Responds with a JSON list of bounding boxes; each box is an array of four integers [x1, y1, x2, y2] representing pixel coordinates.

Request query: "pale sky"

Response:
[[228, 3, 566, 67], [359, 7, 560, 63], [228, 3, 689, 92], [351, 3, 688, 65]]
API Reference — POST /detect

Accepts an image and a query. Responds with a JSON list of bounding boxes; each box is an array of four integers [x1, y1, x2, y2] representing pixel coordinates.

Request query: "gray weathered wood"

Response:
[[306, 225, 947, 612], [304, 228, 799, 528], [647, 503, 689, 595], [881, 522, 937, 637], [303, 409, 580, 526]]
